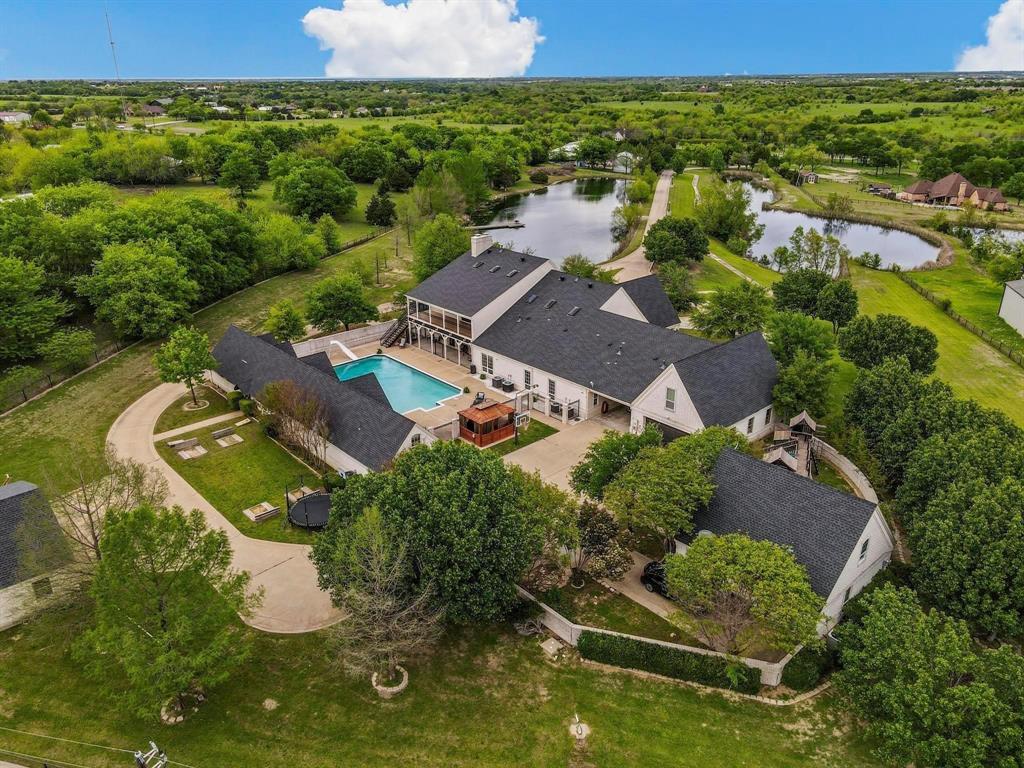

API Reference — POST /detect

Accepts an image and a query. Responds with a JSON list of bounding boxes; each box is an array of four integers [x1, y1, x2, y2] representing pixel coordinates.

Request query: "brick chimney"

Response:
[[958, 181, 967, 200], [471, 233, 493, 258]]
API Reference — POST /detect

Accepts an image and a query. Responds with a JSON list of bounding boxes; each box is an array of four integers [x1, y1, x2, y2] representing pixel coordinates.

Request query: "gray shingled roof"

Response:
[[474, 271, 714, 403], [1006, 279, 1024, 299], [672, 332, 778, 427], [0, 481, 69, 589], [683, 449, 879, 597], [212, 326, 414, 471], [620, 275, 681, 327], [406, 246, 550, 316]]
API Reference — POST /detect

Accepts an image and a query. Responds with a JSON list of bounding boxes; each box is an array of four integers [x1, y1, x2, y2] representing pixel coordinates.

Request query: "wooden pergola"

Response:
[[459, 399, 516, 448]]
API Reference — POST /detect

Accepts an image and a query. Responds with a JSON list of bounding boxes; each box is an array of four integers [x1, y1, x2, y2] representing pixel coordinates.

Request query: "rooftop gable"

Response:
[[0, 481, 70, 589], [620, 275, 681, 327]]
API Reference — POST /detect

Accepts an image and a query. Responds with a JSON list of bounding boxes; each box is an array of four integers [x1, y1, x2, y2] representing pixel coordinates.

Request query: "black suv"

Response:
[[640, 559, 673, 599]]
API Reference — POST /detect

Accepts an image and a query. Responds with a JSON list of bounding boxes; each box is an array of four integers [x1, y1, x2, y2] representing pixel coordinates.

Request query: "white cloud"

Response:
[[955, 0, 1024, 71], [302, 0, 544, 78]]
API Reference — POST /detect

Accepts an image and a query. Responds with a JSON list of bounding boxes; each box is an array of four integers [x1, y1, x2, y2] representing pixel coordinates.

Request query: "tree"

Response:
[[570, 501, 634, 583], [305, 273, 379, 332], [772, 268, 832, 315], [844, 356, 925, 451], [821, 192, 854, 221], [217, 150, 260, 200], [773, 348, 835, 420], [253, 213, 325, 276], [39, 327, 96, 372], [770, 227, 848, 274], [569, 424, 662, 499], [1003, 171, 1024, 205], [693, 181, 763, 246], [314, 441, 549, 623], [78, 504, 260, 718], [327, 507, 444, 689], [316, 215, 342, 254], [764, 312, 835, 366], [561, 253, 614, 283], [657, 261, 699, 313], [834, 585, 1024, 768], [838, 313, 938, 374], [664, 534, 822, 655], [643, 217, 708, 264], [691, 282, 771, 339], [261, 379, 330, 469], [77, 243, 198, 339], [0, 256, 69, 363], [910, 478, 1024, 639], [365, 191, 397, 227], [274, 162, 357, 219], [264, 299, 306, 342], [816, 279, 858, 332], [153, 326, 216, 406], [411, 213, 470, 282], [42, 443, 168, 572]]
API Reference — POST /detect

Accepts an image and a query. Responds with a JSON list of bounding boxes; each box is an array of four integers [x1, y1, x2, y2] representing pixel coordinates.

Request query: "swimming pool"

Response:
[[334, 355, 461, 413]]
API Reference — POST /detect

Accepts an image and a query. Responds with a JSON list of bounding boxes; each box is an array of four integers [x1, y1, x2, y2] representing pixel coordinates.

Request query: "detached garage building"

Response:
[[998, 280, 1024, 337]]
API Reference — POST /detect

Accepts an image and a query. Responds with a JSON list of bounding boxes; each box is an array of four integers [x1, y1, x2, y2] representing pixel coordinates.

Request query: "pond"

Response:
[[742, 183, 940, 270], [473, 177, 629, 265]]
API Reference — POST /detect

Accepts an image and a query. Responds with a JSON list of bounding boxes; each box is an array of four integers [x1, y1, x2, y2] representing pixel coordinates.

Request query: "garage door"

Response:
[[645, 418, 688, 444]]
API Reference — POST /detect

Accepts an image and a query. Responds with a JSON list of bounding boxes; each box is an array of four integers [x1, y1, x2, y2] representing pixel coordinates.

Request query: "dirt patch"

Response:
[[263, 698, 278, 711]]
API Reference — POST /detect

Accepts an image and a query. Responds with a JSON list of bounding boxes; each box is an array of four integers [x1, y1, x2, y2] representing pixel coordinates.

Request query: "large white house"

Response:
[[673, 448, 895, 631], [404, 234, 778, 441], [998, 279, 1024, 337]]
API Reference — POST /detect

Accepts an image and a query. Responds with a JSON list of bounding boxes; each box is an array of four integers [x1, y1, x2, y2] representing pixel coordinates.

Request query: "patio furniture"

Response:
[[211, 426, 235, 439], [243, 500, 281, 523], [167, 436, 198, 449], [459, 399, 516, 448], [472, 391, 486, 406]]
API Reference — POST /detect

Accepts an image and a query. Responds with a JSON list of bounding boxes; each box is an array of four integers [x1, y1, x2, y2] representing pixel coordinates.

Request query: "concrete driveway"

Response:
[[107, 383, 342, 634], [605, 169, 674, 283], [603, 551, 677, 619], [502, 418, 618, 492]]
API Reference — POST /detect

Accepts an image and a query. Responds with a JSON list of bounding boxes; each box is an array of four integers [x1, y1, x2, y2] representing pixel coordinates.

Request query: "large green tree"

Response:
[[643, 217, 708, 264], [692, 282, 771, 339], [838, 313, 939, 374], [411, 213, 471, 282], [305, 273, 379, 332], [773, 348, 834, 420], [771, 268, 831, 316], [153, 326, 216, 406], [664, 533, 822, 655], [816, 279, 858, 332], [78, 505, 259, 719], [569, 424, 663, 500], [764, 311, 834, 366], [0, 256, 69, 363], [217, 150, 261, 200], [264, 299, 306, 342], [274, 162, 357, 220]]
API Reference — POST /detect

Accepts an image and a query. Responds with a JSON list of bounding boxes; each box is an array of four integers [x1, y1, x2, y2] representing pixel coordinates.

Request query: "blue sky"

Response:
[[0, 0, 1019, 79]]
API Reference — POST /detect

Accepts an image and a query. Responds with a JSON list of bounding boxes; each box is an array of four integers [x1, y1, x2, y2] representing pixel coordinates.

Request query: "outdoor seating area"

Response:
[[459, 399, 516, 448]]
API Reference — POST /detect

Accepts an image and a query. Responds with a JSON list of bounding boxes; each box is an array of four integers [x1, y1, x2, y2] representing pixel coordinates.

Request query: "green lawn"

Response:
[[0, 232, 411, 493], [155, 420, 315, 544], [487, 419, 558, 457], [814, 463, 855, 495], [692, 257, 743, 292], [153, 385, 235, 434], [0, 601, 880, 768], [850, 264, 1024, 427]]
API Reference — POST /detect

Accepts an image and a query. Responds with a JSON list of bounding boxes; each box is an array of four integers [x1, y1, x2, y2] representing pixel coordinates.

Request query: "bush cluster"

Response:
[[577, 630, 761, 694], [225, 391, 243, 410], [780, 645, 835, 691]]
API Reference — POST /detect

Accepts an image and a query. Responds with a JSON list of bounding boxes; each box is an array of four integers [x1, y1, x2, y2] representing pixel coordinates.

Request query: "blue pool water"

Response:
[[334, 355, 461, 413]]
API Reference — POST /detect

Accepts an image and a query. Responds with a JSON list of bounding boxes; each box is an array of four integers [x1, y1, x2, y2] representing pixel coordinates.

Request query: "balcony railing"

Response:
[[411, 309, 471, 338]]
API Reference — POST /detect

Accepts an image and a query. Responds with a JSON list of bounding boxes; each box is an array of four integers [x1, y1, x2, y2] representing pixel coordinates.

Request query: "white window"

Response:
[[764, 406, 772, 425], [411, 433, 421, 446], [843, 587, 852, 604], [524, 369, 531, 389], [481, 354, 494, 375], [548, 379, 556, 399], [859, 538, 870, 562], [665, 387, 676, 412], [746, 416, 755, 434]]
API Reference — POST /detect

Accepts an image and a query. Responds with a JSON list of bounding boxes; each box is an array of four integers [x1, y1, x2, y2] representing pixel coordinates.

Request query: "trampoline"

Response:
[[287, 492, 331, 531]]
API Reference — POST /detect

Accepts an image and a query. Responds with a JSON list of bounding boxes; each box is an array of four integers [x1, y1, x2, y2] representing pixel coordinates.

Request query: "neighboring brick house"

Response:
[[898, 172, 1009, 211]]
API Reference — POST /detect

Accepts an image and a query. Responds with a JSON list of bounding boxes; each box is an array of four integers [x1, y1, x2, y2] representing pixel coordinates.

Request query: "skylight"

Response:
[[568, 306, 581, 316], [544, 299, 557, 309]]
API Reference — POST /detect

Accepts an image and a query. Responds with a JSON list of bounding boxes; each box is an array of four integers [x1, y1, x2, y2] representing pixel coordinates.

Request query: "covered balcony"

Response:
[[409, 300, 472, 339]]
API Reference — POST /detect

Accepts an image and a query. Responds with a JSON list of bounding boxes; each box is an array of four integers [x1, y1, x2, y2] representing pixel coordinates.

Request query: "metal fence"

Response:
[[895, 271, 1024, 369]]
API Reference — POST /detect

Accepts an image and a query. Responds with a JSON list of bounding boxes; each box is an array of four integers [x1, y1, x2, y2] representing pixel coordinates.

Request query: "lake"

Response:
[[474, 177, 629, 265], [742, 184, 940, 270]]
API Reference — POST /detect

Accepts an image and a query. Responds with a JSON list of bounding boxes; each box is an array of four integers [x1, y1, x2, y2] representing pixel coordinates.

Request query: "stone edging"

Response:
[[578, 659, 832, 707]]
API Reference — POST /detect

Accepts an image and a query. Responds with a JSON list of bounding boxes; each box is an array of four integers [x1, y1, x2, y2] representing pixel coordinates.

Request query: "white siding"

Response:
[[469, 262, 554, 338], [728, 405, 776, 441], [821, 508, 895, 629], [599, 288, 647, 322], [0, 568, 77, 631], [998, 286, 1024, 337], [472, 346, 593, 421], [629, 366, 704, 435]]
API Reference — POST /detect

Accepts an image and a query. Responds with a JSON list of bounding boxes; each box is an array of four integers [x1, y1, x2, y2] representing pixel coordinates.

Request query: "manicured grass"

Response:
[[692, 257, 743, 292], [153, 385, 235, 434], [814, 463, 855, 495], [0, 601, 879, 768], [155, 420, 315, 544], [850, 264, 1024, 426], [0, 232, 410, 493], [542, 579, 693, 646], [486, 420, 558, 457], [711, 243, 782, 286]]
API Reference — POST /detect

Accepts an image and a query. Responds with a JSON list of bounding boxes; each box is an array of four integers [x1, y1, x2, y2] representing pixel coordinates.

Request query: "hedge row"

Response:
[[577, 630, 761, 694]]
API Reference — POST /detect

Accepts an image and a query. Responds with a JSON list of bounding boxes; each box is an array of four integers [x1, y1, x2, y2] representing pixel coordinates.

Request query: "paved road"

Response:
[[107, 383, 342, 634], [606, 169, 674, 283]]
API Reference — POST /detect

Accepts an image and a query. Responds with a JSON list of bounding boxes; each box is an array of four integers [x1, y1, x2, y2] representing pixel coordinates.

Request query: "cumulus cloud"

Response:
[[955, 0, 1024, 71], [302, 0, 544, 78]]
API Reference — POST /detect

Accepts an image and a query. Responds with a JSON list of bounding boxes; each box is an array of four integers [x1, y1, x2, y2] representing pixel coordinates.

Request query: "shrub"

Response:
[[529, 170, 549, 184], [239, 398, 255, 416], [322, 472, 347, 493], [938, 297, 952, 312], [576, 630, 761, 693], [781, 645, 835, 691], [226, 391, 243, 410]]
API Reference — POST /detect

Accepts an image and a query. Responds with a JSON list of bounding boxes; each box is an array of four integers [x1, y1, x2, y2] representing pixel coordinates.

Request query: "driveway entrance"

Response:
[[502, 418, 621, 491]]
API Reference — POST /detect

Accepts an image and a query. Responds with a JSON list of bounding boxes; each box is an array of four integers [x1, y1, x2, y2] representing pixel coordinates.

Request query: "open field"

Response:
[[0, 233, 413, 492], [0, 601, 879, 768]]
